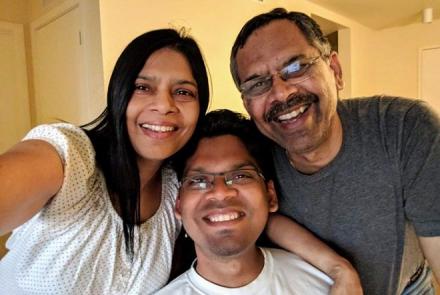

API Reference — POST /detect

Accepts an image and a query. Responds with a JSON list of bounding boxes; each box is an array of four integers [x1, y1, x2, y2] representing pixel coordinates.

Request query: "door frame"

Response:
[[418, 45, 440, 99]]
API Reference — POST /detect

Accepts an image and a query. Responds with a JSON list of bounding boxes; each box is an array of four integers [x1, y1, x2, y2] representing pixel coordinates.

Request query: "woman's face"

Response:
[[126, 48, 200, 164]]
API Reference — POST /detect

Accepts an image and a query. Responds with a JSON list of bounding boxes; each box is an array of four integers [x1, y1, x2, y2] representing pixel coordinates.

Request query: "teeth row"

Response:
[[208, 212, 240, 223], [141, 124, 175, 132], [278, 105, 307, 121]]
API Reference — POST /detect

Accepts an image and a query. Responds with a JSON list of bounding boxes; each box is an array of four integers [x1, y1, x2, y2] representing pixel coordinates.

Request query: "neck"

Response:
[[137, 158, 163, 222], [195, 246, 264, 288], [287, 114, 343, 174]]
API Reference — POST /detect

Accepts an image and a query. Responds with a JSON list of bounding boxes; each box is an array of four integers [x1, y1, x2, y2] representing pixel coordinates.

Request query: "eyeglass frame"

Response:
[[239, 55, 324, 99], [180, 166, 265, 192]]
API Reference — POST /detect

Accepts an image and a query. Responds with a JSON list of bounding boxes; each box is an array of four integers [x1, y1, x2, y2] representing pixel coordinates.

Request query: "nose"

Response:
[[150, 91, 178, 114], [207, 177, 238, 201], [267, 74, 299, 104]]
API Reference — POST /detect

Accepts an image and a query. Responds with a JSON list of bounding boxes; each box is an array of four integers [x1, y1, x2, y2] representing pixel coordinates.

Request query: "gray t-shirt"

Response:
[[273, 96, 440, 295]]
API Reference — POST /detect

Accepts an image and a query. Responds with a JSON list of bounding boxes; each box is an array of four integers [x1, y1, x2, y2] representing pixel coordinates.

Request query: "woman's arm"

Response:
[[266, 213, 363, 295], [0, 140, 63, 234]]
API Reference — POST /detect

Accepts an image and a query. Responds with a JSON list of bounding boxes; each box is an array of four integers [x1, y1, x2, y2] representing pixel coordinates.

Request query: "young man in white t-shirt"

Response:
[[157, 109, 333, 295]]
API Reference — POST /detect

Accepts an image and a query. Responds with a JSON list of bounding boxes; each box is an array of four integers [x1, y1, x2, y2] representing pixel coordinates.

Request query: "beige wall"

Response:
[[99, 0, 373, 113], [367, 18, 440, 99], [28, 0, 70, 22], [0, 0, 28, 23]]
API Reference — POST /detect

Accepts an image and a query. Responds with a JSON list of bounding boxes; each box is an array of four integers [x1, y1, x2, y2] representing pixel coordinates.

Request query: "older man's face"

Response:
[[236, 19, 343, 155]]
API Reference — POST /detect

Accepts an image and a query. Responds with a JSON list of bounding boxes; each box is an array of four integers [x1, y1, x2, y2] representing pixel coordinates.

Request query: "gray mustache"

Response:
[[265, 93, 318, 123]]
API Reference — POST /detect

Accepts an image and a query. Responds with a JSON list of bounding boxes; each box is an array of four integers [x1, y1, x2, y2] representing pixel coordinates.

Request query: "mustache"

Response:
[[265, 93, 319, 123], [200, 199, 243, 212]]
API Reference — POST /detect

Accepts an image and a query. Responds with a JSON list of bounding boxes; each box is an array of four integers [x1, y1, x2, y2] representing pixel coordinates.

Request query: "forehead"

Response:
[[140, 47, 193, 78], [235, 19, 315, 79], [185, 135, 257, 173]]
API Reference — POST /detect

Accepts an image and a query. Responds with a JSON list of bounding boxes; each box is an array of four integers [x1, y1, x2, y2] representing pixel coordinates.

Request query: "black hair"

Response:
[[173, 109, 274, 181], [230, 7, 331, 88], [82, 28, 209, 256]]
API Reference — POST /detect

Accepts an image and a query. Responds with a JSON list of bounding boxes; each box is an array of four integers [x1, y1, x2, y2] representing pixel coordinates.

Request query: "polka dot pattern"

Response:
[[0, 123, 181, 294]]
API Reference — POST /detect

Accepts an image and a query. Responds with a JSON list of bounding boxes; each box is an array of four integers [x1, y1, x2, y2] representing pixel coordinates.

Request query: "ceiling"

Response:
[[307, 0, 440, 30]]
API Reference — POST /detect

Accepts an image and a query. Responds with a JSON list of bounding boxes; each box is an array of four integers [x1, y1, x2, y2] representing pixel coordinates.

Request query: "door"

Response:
[[31, 3, 86, 125], [30, 0, 104, 126]]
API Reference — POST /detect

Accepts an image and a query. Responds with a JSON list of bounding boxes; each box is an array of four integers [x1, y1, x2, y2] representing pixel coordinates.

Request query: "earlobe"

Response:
[[266, 180, 279, 213]]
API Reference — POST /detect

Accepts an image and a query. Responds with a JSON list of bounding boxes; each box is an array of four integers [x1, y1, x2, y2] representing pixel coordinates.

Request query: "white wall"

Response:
[[99, 0, 373, 113], [367, 18, 440, 102]]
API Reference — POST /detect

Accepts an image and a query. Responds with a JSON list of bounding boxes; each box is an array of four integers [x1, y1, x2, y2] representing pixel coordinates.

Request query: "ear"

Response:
[[266, 180, 279, 213], [175, 195, 182, 220], [328, 52, 344, 91]]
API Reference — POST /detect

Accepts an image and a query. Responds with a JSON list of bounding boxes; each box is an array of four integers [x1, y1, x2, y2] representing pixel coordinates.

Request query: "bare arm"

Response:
[[0, 140, 63, 234], [419, 236, 440, 283], [266, 214, 363, 295]]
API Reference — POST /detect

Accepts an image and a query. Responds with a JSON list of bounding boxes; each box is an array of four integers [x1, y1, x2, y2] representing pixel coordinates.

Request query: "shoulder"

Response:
[[263, 247, 333, 284], [340, 96, 435, 118], [339, 96, 440, 135], [23, 123, 95, 165]]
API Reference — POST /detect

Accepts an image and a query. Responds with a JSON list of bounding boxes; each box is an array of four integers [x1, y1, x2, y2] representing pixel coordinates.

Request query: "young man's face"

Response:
[[176, 135, 278, 259], [235, 19, 344, 155]]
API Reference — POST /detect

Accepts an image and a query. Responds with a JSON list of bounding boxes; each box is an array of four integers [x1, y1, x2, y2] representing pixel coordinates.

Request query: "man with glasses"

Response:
[[157, 109, 333, 294], [230, 7, 440, 295]]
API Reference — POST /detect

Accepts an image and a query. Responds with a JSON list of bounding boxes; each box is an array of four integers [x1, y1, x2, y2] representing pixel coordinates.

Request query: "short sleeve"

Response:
[[23, 123, 99, 224], [401, 101, 440, 236]]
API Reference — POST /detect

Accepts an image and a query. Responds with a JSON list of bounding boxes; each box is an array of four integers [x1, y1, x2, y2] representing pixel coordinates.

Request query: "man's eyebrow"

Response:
[[183, 161, 259, 176], [281, 54, 305, 68]]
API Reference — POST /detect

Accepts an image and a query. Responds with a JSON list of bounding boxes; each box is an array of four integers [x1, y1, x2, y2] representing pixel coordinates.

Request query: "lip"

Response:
[[272, 103, 313, 130], [139, 121, 179, 139], [276, 103, 310, 122]]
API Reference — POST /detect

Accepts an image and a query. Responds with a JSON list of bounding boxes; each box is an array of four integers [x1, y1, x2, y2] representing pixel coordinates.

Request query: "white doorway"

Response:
[[30, 0, 104, 126], [0, 21, 30, 153], [419, 46, 440, 114]]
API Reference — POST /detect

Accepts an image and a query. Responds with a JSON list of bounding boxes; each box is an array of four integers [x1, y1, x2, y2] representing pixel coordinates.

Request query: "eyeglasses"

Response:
[[181, 167, 265, 192], [239, 55, 322, 98]]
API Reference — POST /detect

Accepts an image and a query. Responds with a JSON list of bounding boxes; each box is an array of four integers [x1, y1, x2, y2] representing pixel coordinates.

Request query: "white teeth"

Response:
[[208, 212, 240, 223], [141, 124, 175, 132], [278, 105, 307, 121]]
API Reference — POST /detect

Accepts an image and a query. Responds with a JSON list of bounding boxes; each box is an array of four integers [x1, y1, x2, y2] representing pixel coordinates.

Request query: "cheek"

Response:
[[182, 102, 200, 130], [125, 96, 138, 124], [245, 101, 266, 123]]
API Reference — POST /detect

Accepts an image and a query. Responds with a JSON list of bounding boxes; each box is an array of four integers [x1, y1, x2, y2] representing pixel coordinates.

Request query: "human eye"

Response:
[[183, 174, 210, 190], [174, 88, 197, 101], [248, 78, 269, 91], [228, 170, 255, 185], [283, 60, 307, 79], [134, 83, 151, 94]]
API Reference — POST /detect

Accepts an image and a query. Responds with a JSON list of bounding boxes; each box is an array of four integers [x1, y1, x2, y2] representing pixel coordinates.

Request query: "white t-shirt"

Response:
[[156, 247, 333, 295], [0, 123, 181, 294]]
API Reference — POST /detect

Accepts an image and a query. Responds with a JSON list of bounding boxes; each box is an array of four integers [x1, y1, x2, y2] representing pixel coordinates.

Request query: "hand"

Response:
[[329, 259, 363, 295]]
